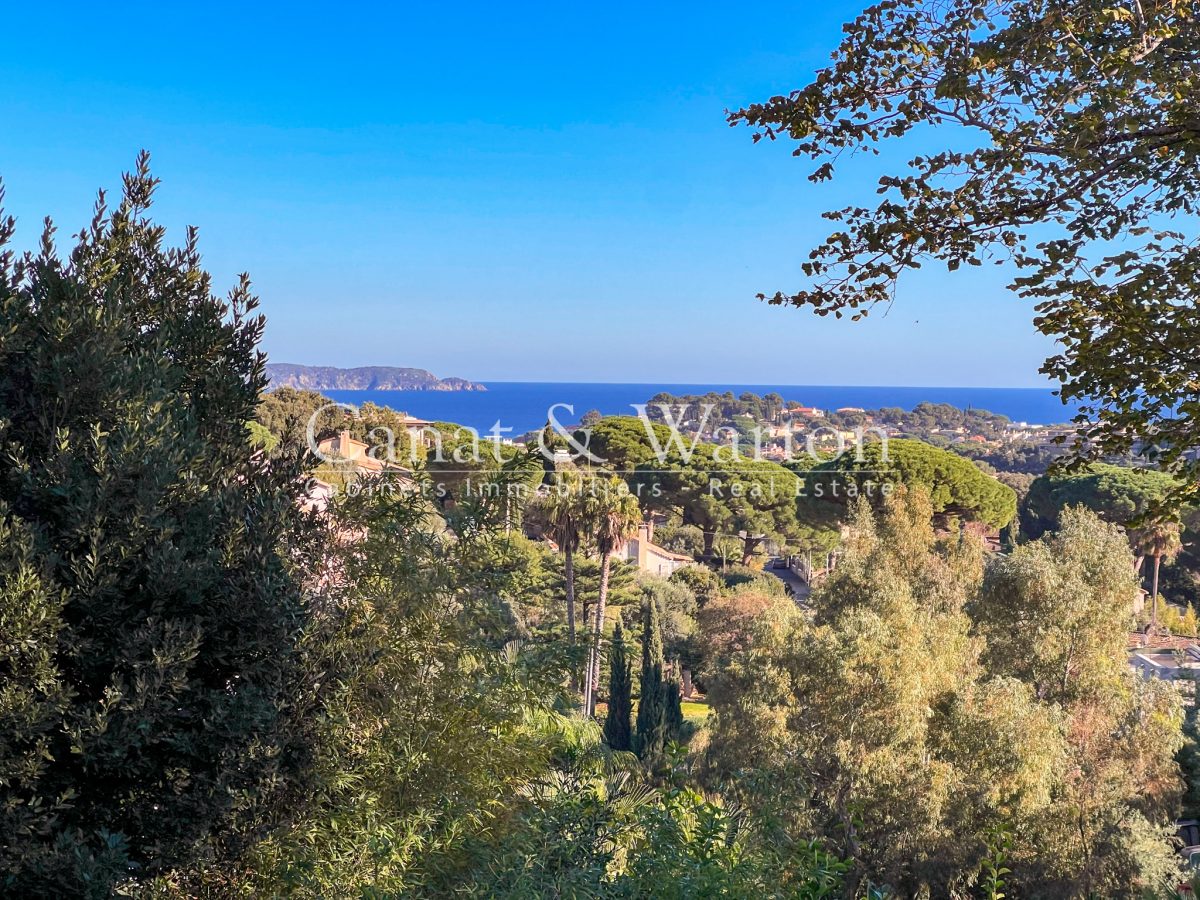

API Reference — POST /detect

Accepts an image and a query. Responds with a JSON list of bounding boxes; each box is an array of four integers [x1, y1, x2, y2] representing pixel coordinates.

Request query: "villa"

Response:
[[1127, 631, 1200, 700], [620, 524, 694, 577], [316, 429, 386, 474]]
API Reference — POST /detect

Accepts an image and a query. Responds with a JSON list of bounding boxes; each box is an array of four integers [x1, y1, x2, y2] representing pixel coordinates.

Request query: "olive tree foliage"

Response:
[[254, 387, 345, 445], [706, 490, 1058, 895], [731, 0, 1200, 494], [974, 506, 1139, 703]]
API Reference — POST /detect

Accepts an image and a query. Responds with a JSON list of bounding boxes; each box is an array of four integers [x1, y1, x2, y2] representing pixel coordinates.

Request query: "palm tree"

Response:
[[582, 477, 642, 717], [541, 470, 586, 646], [712, 535, 741, 572], [1132, 521, 1183, 629]]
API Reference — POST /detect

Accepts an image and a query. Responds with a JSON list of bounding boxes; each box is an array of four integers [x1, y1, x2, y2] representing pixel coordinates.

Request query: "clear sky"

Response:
[[0, 1, 1058, 387]]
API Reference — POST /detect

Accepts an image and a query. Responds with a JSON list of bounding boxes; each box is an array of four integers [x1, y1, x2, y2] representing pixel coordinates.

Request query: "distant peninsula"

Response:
[[265, 363, 486, 392]]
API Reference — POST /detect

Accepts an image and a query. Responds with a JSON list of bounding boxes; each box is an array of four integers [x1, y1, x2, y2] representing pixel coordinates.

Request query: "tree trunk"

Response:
[[702, 528, 715, 559], [564, 546, 576, 645], [1152, 553, 1162, 629], [584, 552, 612, 717], [564, 546, 578, 691], [741, 535, 764, 566]]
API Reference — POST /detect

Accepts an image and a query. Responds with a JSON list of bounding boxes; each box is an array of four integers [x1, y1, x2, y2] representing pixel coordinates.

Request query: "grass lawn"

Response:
[[681, 699, 710, 726]]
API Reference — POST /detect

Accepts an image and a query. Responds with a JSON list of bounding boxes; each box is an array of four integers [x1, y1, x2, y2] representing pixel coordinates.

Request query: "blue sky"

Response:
[[0, 1, 1057, 386]]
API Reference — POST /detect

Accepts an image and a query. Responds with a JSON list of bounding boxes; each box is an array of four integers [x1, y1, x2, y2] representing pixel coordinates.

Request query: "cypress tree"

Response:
[[0, 157, 320, 893], [664, 666, 684, 744], [634, 598, 667, 761], [603, 619, 633, 751]]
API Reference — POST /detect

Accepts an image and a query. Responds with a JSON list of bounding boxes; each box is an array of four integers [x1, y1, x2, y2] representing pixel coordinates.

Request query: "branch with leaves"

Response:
[[731, 0, 1200, 497]]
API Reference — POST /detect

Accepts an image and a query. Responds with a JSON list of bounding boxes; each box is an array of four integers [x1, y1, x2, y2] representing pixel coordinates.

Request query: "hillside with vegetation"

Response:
[[265, 362, 485, 391]]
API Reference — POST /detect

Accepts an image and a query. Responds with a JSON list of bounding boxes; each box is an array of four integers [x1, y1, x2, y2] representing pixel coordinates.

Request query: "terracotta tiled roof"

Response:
[[1127, 632, 1198, 651]]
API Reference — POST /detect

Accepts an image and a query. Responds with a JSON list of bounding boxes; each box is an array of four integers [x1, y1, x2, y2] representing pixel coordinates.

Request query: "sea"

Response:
[[323, 382, 1082, 436]]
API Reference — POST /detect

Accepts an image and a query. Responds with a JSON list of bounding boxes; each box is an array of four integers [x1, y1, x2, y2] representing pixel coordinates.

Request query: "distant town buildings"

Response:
[[785, 406, 825, 419]]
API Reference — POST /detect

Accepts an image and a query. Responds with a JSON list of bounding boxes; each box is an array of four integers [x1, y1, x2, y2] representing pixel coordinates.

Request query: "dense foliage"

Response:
[[1023, 463, 1183, 537], [632, 597, 667, 763], [0, 157, 321, 894], [641, 391, 1017, 441], [704, 491, 1184, 897], [574, 415, 676, 471], [604, 619, 634, 751], [806, 438, 1018, 529], [632, 444, 802, 562]]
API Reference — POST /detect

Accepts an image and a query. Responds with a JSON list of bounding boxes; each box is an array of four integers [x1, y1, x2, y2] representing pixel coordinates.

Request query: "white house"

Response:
[[620, 524, 694, 577]]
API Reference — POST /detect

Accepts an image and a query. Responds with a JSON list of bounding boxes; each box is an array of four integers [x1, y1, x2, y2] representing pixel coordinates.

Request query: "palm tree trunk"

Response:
[[1152, 553, 1162, 629], [564, 547, 576, 644], [702, 528, 715, 559], [584, 552, 612, 717], [564, 546, 578, 691]]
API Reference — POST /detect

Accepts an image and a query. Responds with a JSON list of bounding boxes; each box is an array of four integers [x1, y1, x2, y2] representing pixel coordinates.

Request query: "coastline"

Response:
[[321, 381, 1082, 435]]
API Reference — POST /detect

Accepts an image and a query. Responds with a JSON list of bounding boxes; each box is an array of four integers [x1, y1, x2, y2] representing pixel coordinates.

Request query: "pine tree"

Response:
[[603, 619, 633, 751], [0, 157, 320, 893], [634, 599, 667, 761]]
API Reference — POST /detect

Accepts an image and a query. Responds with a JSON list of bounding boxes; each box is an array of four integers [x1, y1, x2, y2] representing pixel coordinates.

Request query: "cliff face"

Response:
[[265, 364, 486, 391]]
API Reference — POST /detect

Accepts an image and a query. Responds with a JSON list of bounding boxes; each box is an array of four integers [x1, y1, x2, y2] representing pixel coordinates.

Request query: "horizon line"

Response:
[[317, 378, 1066, 393]]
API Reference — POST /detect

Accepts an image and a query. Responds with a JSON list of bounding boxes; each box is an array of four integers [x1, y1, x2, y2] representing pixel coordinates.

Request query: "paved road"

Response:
[[766, 561, 812, 606]]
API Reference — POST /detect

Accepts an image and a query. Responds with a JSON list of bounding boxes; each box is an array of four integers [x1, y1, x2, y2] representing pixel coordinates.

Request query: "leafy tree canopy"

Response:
[[631, 443, 803, 558], [255, 386, 343, 442], [732, 0, 1200, 494], [706, 490, 1183, 896]]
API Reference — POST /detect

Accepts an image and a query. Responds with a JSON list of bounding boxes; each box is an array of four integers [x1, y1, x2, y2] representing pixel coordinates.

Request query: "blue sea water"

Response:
[[323, 382, 1082, 436]]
